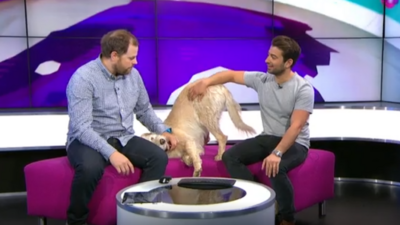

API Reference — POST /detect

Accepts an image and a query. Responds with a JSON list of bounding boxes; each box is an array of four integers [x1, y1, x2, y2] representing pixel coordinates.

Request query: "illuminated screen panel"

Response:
[[157, 38, 382, 105], [0, 0, 388, 109], [382, 38, 400, 102], [156, 0, 273, 38], [0, 37, 30, 108], [27, 38, 157, 107], [301, 38, 382, 102], [26, 0, 156, 38], [384, 0, 400, 37], [0, 0, 27, 37], [273, 0, 384, 38]]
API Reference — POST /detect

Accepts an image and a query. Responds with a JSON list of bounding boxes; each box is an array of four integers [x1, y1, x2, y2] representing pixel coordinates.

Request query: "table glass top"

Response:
[[122, 184, 247, 205]]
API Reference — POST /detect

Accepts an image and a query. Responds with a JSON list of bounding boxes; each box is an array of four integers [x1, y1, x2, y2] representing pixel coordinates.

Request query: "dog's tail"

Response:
[[223, 87, 257, 135]]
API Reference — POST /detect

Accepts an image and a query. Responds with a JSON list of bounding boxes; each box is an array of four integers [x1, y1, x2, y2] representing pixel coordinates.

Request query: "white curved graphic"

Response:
[[35, 61, 61, 76], [274, 0, 384, 37], [166, 67, 259, 105]]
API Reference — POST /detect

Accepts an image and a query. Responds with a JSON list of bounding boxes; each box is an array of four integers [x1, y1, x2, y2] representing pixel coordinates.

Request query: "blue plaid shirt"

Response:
[[66, 56, 169, 160]]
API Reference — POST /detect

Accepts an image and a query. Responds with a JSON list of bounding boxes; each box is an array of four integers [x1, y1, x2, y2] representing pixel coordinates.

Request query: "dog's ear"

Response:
[[140, 132, 152, 138]]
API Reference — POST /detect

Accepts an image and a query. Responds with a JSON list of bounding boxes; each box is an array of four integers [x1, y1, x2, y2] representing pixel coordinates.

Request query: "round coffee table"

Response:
[[116, 177, 276, 225]]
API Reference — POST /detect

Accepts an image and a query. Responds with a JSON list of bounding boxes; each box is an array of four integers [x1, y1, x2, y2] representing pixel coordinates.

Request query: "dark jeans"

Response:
[[66, 136, 168, 225], [222, 134, 308, 222]]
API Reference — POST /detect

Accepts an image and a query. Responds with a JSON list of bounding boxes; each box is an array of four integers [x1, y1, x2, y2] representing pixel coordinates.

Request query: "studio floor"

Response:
[[1, 181, 399, 225]]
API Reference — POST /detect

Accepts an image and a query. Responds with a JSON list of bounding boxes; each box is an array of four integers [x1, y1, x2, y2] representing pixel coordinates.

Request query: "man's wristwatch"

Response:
[[272, 149, 283, 158]]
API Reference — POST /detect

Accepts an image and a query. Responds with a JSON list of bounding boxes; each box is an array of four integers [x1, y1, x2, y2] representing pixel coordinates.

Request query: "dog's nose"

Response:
[[160, 139, 166, 145]]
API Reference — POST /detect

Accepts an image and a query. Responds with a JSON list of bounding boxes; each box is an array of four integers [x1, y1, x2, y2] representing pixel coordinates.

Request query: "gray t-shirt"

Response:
[[244, 71, 315, 149]]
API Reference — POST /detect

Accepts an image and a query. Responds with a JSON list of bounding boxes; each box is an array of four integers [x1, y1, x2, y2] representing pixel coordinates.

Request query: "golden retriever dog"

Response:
[[141, 84, 256, 177]]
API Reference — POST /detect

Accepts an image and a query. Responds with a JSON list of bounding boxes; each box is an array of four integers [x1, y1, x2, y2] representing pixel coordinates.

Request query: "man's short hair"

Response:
[[100, 29, 139, 58], [271, 35, 301, 68]]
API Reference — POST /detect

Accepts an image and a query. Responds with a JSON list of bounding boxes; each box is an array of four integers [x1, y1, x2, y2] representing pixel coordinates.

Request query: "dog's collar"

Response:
[[165, 128, 172, 134]]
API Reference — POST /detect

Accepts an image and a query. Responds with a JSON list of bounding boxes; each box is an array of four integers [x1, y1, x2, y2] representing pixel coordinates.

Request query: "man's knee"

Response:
[[149, 146, 168, 167], [155, 150, 168, 166], [74, 160, 105, 181], [269, 165, 290, 182], [278, 163, 291, 174], [221, 146, 239, 164], [221, 148, 232, 163]]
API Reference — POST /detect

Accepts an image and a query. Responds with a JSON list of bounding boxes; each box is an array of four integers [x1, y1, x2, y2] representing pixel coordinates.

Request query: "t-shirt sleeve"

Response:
[[294, 82, 315, 114], [243, 71, 267, 91]]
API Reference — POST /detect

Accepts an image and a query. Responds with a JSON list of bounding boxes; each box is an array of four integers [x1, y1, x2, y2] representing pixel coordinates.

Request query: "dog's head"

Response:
[[140, 132, 169, 151]]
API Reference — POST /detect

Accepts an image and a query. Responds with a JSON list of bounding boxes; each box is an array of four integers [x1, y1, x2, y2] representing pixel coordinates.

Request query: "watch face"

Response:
[[274, 150, 282, 157]]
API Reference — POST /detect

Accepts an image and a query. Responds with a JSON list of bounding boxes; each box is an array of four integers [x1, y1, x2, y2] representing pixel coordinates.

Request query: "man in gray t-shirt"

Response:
[[188, 36, 314, 225]]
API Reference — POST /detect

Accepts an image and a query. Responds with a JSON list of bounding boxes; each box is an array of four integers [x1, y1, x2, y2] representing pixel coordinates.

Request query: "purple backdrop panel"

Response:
[[27, 0, 156, 38], [0, 37, 30, 108], [156, 0, 273, 38], [157, 38, 336, 104], [28, 38, 157, 107], [156, 39, 270, 104]]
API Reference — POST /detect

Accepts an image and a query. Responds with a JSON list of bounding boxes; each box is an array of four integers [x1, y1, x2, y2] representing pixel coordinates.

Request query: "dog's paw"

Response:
[[193, 168, 202, 177], [214, 154, 223, 161]]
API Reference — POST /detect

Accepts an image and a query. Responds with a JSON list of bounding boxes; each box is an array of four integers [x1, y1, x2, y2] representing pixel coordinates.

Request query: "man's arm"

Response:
[[204, 70, 245, 85], [274, 83, 315, 154], [204, 70, 265, 91], [66, 74, 116, 160], [133, 73, 169, 134]]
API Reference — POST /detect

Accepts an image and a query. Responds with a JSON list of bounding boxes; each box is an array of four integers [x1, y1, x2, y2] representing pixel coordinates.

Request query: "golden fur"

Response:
[[141, 84, 256, 177]]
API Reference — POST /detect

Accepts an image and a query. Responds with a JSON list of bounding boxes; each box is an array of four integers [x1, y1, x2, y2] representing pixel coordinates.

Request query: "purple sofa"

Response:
[[24, 145, 335, 225]]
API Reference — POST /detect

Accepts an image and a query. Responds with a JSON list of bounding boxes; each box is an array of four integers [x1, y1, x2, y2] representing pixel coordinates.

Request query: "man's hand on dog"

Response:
[[261, 154, 281, 178], [188, 78, 208, 101], [109, 151, 135, 175], [162, 132, 179, 150]]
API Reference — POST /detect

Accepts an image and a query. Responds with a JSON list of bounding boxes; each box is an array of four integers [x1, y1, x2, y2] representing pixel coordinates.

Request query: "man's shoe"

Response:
[[275, 215, 281, 225], [280, 220, 295, 225]]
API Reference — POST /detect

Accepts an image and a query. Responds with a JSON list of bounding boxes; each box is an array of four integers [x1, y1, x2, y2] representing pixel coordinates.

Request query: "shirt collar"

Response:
[[96, 54, 124, 81]]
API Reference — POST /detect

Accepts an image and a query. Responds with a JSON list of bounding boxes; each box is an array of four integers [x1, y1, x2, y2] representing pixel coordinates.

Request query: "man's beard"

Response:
[[113, 64, 132, 76], [268, 66, 286, 76]]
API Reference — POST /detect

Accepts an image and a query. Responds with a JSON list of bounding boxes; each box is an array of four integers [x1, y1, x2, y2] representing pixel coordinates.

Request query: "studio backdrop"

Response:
[[0, 0, 399, 108]]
